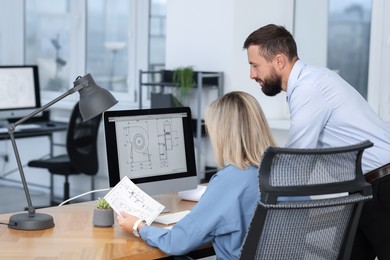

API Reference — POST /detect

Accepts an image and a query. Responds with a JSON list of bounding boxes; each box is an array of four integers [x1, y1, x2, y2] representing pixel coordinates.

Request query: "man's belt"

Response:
[[365, 163, 390, 183]]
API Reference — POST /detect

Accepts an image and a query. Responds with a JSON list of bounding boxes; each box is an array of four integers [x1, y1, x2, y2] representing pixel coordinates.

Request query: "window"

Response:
[[22, 0, 167, 106], [149, 0, 166, 72], [25, 0, 71, 93], [86, 0, 130, 94], [327, 0, 372, 98]]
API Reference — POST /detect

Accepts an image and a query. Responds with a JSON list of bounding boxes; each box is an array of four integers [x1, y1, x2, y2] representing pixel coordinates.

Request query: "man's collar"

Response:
[[286, 59, 306, 98]]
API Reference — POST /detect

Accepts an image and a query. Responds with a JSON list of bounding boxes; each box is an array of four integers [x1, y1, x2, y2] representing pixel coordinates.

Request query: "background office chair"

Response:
[[28, 102, 101, 206], [239, 141, 373, 260]]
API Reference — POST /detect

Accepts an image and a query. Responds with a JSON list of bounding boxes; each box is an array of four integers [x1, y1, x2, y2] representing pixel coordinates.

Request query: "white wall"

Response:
[[165, 0, 296, 153], [166, 0, 294, 121], [165, 0, 390, 144]]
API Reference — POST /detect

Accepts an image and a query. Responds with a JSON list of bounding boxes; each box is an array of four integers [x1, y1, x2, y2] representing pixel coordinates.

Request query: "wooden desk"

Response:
[[0, 194, 214, 259]]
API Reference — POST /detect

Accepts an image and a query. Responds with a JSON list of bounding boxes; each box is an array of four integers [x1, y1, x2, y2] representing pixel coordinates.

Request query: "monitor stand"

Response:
[[152, 195, 176, 213]]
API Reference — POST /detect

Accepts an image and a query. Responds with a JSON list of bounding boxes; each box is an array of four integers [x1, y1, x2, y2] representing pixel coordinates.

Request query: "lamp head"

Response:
[[73, 73, 118, 121]]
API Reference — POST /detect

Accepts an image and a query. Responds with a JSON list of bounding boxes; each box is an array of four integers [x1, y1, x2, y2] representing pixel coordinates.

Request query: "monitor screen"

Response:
[[0, 65, 41, 124], [103, 107, 198, 198]]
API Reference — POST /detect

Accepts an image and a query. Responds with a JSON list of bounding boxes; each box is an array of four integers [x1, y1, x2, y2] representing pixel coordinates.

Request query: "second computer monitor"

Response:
[[0, 65, 41, 124], [103, 107, 198, 196]]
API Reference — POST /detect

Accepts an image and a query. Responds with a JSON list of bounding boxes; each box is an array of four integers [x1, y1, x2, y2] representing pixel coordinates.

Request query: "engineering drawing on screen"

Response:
[[127, 119, 178, 169], [115, 116, 187, 179]]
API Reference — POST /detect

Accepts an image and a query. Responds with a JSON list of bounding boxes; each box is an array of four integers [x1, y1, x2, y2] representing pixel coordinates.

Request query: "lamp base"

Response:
[[8, 212, 55, 230]]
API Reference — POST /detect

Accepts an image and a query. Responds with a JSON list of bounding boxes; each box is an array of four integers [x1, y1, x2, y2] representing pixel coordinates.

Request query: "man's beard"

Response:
[[259, 68, 282, 96]]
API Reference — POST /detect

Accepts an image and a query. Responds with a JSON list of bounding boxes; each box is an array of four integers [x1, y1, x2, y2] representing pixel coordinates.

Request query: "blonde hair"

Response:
[[205, 91, 276, 169]]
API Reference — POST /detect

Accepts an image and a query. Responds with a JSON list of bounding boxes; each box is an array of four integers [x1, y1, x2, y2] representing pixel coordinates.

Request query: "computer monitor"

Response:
[[103, 107, 198, 198], [0, 65, 41, 125]]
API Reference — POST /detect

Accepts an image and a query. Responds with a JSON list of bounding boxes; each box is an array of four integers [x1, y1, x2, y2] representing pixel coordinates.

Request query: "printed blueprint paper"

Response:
[[105, 176, 165, 225]]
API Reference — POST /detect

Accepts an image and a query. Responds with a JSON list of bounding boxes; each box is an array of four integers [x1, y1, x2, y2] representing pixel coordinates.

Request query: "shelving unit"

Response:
[[138, 69, 224, 181]]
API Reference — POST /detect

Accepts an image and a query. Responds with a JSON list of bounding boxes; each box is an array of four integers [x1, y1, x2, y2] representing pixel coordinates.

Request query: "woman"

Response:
[[117, 91, 276, 259]]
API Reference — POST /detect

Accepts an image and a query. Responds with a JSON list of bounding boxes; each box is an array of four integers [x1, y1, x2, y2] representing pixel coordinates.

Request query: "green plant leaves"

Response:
[[173, 66, 194, 98], [96, 197, 112, 210]]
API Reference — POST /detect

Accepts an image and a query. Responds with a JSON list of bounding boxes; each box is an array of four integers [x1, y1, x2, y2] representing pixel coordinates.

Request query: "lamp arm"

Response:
[[9, 85, 83, 130], [7, 84, 84, 216], [8, 132, 36, 215]]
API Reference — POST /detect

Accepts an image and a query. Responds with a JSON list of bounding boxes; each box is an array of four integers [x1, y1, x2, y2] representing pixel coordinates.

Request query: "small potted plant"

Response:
[[150, 67, 194, 108], [93, 197, 114, 227], [173, 66, 195, 100]]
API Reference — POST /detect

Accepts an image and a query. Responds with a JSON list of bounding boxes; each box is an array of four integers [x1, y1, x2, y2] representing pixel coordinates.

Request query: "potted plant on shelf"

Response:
[[151, 66, 195, 108], [93, 197, 114, 227], [173, 66, 195, 102]]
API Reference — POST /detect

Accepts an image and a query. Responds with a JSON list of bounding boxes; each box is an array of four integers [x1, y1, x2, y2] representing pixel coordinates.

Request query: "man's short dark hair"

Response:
[[243, 24, 298, 62]]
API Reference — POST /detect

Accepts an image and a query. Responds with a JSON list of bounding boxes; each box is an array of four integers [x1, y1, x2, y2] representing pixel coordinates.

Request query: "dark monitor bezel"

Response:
[[103, 106, 197, 188], [0, 65, 41, 119]]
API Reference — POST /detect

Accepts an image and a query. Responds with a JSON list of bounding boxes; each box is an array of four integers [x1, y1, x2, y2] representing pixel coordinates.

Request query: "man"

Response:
[[243, 24, 390, 260]]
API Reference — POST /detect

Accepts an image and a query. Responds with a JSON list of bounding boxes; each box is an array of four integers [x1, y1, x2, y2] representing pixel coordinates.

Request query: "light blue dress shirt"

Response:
[[139, 165, 260, 259], [286, 60, 390, 173]]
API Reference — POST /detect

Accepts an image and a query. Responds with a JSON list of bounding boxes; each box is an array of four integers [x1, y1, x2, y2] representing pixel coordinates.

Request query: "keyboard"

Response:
[[15, 124, 41, 130], [153, 210, 190, 225]]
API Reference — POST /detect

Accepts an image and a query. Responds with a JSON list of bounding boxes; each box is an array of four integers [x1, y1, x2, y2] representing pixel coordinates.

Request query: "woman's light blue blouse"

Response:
[[139, 165, 260, 259]]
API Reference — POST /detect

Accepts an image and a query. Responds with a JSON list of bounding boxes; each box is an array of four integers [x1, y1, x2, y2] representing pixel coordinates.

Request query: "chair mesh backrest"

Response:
[[270, 152, 356, 187], [66, 102, 102, 175], [239, 141, 373, 260]]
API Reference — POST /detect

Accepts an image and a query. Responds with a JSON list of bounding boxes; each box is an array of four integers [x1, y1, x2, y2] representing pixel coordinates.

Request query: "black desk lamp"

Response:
[[7, 73, 118, 230]]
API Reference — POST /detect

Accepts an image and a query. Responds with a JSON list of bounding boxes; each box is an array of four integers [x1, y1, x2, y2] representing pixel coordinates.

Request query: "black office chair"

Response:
[[28, 102, 101, 206], [239, 141, 373, 260]]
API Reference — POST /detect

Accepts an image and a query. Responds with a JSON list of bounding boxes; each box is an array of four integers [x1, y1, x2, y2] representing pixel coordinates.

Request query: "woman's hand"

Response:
[[117, 211, 145, 233]]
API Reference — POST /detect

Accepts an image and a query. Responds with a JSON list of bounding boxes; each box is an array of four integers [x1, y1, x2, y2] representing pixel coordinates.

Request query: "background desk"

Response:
[[0, 194, 214, 259], [0, 121, 68, 197], [0, 121, 68, 139], [0, 121, 68, 156]]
